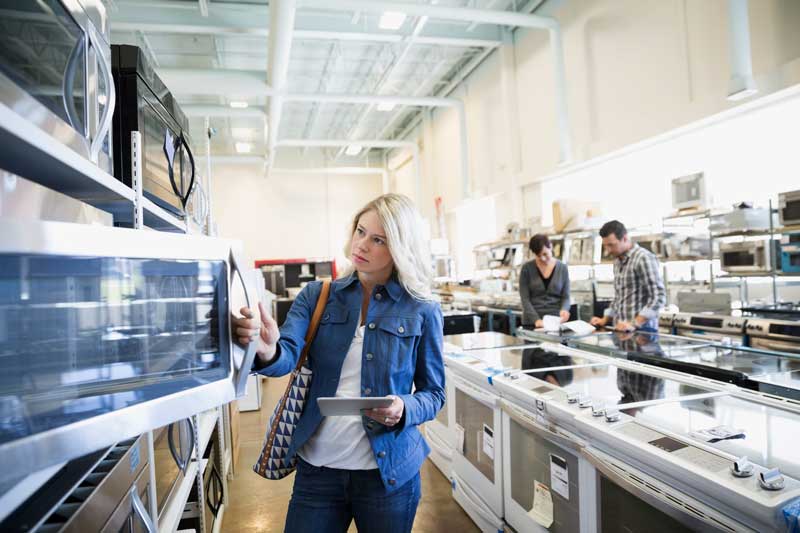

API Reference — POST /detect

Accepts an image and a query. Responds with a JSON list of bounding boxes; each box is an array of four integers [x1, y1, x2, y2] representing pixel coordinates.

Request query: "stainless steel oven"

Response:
[[112, 44, 195, 217], [719, 239, 777, 274], [778, 189, 800, 227], [179, 424, 225, 533], [0, 217, 257, 486], [0, 0, 115, 173]]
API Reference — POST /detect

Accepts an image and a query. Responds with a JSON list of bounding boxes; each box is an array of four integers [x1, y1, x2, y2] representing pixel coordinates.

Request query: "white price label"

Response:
[[528, 481, 554, 528], [482, 424, 495, 460], [550, 453, 569, 500]]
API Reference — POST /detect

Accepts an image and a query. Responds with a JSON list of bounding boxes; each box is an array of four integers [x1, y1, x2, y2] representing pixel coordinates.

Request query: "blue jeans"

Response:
[[285, 458, 421, 533]]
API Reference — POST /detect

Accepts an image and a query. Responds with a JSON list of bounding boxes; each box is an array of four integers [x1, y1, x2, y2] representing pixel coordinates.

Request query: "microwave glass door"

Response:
[[782, 200, 800, 225], [139, 78, 183, 214], [0, 253, 230, 447], [0, 0, 87, 135], [722, 248, 756, 269]]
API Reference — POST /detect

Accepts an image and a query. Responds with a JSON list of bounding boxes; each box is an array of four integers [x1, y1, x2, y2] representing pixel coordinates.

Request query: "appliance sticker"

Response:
[[482, 424, 494, 460], [550, 453, 569, 500], [689, 425, 745, 443], [129, 441, 140, 475], [164, 129, 177, 167], [528, 480, 554, 528], [454, 424, 465, 455]]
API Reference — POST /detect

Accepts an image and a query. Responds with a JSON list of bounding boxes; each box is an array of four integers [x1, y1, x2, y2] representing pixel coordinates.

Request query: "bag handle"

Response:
[[295, 280, 331, 371]]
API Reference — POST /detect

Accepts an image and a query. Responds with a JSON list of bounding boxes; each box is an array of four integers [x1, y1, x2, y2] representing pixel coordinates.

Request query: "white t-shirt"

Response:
[[298, 323, 378, 470]]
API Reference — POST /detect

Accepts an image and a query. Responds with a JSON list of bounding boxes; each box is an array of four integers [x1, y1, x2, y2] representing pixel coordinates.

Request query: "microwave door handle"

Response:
[[164, 132, 182, 199], [180, 134, 196, 208], [230, 249, 258, 398], [62, 35, 85, 135], [166, 422, 184, 471], [87, 25, 115, 163], [130, 485, 157, 533]]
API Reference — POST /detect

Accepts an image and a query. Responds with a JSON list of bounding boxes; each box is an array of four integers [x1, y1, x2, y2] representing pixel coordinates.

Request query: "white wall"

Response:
[[209, 163, 382, 270], [419, 0, 800, 275]]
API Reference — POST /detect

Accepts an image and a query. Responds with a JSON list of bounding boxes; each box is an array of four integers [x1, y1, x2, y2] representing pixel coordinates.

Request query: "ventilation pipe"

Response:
[[727, 0, 757, 101], [267, 0, 296, 174]]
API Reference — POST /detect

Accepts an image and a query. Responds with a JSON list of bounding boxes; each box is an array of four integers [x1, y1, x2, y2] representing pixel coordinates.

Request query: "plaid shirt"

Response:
[[606, 244, 666, 330]]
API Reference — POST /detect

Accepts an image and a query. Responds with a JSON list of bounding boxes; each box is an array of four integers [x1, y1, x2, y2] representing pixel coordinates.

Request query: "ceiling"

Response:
[[108, 0, 544, 166]]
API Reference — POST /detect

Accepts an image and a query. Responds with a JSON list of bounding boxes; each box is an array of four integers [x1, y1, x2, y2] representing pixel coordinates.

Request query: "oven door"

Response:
[[100, 466, 155, 533], [779, 193, 800, 227], [584, 448, 745, 533], [502, 402, 597, 533], [749, 337, 800, 354], [450, 374, 503, 520], [0, 218, 257, 485]]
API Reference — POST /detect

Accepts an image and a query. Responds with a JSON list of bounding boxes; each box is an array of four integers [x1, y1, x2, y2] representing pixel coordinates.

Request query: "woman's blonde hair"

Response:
[[342, 193, 433, 301]]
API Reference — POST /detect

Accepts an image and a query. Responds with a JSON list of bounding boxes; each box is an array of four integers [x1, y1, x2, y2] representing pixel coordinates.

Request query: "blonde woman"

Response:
[[233, 193, 445, 533]]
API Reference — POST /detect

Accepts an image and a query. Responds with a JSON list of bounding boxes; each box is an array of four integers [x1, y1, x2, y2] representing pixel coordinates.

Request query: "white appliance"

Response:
[[778, 189, 800, 227], [671, 173, 708, 212], [575, 392, 800, 532], [424, 367, 456, 479]]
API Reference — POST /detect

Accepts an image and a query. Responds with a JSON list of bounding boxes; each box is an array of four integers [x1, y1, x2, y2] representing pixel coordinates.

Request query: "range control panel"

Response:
[[612, 421, 800, 503]]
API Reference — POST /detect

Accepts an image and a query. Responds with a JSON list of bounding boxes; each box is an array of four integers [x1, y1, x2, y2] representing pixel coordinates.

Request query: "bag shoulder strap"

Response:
[[294, 280, 331, 370]]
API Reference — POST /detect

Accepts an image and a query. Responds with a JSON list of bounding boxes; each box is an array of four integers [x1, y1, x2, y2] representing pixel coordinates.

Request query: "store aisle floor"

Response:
[[221, 377, 479, 533]]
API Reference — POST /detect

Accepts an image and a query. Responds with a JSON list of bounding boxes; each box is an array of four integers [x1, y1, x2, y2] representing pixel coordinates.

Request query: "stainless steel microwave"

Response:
[[0, 217, 257, 485], [719, 240, 778, 273], [778, 189, 800, 227], [0, 0, 115, 174], [112, 44, 195, 217]]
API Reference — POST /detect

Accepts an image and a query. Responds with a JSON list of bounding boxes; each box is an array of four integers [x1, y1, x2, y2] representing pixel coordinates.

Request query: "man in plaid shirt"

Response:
[[590, 220, 666, 332]]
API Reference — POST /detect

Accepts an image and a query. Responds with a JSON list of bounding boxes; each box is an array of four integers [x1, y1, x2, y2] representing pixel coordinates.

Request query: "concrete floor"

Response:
[[221, 377, 479, 533]]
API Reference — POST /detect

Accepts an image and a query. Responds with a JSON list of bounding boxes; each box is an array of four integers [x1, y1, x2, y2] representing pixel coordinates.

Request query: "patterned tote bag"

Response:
[[253, 280, 330, 479]]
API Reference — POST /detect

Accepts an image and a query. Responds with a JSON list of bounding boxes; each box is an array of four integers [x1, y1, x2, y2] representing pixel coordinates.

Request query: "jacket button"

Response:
[[368, 322, 376, 329], [364, 387, 372, 395], [375, 293, 382, 300], [323, 313, 329, 320], [397, 326, 405, 333], [388, 478, 396, 486], [378, 451, 386, 458], [366, 353, 374, 361]]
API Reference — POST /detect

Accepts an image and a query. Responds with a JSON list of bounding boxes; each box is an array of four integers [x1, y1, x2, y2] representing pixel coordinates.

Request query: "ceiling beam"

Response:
[[279, 139, 415, 149], [267, 0, 297, 173], [198, 0, 209, 17]]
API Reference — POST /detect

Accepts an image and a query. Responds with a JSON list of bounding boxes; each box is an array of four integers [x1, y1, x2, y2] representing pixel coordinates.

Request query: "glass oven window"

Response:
[[0, 0, 87, 133], [599, 474, 694, 532], [454, 388, 494, 483], [0, 254, 230, 445]]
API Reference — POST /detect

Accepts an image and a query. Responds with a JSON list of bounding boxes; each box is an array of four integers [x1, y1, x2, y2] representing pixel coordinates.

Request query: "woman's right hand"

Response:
[[534, 319, 544, 328], [232, 301, 280, 364]]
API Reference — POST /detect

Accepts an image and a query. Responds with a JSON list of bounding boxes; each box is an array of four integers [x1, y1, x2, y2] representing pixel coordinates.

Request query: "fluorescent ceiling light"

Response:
[[379, 11, 407, 30], [376, 102, 396, 112], [345, 145, 363, 156], [231, 127, 255, 139], [229, 101, 249, 109], [727, 87, 758, 101], [235, 142, 252, 153]]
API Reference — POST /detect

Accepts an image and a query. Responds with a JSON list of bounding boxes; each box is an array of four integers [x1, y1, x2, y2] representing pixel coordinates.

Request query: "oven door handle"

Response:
[[168, 419, 194, 473], [87, 24, 115, 163], [205, 463, 224, 515], [179, 134, 196, 208], [230, 248, 258, 398], [62, 35, 85, 135], [130, 484, 157, 533]]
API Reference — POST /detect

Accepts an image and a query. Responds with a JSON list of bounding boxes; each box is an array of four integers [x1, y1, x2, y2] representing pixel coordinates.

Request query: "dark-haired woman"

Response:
[[519, 234, 571, 329]]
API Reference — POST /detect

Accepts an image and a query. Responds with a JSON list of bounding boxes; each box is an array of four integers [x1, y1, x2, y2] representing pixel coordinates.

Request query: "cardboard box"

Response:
[[552, 199, 603, 233]]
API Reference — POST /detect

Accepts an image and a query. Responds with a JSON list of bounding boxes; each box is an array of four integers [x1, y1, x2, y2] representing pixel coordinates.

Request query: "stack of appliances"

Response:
[[111, 44, 195, 218]]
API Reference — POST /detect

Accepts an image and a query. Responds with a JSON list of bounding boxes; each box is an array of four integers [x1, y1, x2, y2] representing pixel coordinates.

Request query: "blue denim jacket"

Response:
[[256, 272, 445, 493]]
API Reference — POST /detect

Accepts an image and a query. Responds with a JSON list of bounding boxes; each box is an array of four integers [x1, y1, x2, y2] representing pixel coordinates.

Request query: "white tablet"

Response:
[[317, 396, 394, 416]]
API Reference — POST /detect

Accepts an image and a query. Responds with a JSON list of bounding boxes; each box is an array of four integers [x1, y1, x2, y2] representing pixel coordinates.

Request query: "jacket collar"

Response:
[[334, 271, 403, 302]]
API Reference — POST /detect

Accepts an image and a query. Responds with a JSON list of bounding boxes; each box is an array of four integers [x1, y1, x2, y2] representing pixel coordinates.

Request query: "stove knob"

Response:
[[759, 468, 785, 491], [730, 456, 754, 478], [567, 392, 580, 404], [592, 405, 606, 417], [579, 397, 593, 409], [605, 410, 621, 423]]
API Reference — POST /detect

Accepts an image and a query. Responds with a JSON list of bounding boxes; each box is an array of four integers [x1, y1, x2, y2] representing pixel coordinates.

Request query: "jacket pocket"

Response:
[[375, 316, 422, 376]]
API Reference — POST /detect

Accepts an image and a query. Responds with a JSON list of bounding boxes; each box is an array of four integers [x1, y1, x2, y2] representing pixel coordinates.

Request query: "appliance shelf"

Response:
[[143, 198, 187, 232], [0, 102, 134, 209]]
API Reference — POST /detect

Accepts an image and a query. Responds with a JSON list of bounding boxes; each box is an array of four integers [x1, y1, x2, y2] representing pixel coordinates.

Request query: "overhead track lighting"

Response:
[[345, 145, 363, 156], [235, 142, 253, 153], [376, 102, 396, 112], [229, 101, 249, 109]]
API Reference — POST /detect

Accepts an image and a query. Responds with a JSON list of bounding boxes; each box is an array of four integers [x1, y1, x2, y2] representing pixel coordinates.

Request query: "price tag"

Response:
[[528, 481, 554, 528], [482, 424, 495, 460], [550, 453, 569, 500]]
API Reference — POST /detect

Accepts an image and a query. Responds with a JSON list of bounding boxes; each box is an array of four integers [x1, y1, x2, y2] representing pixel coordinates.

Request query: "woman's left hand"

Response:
[[559, 310, 570, 323], [365, 395, 405, 427]]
